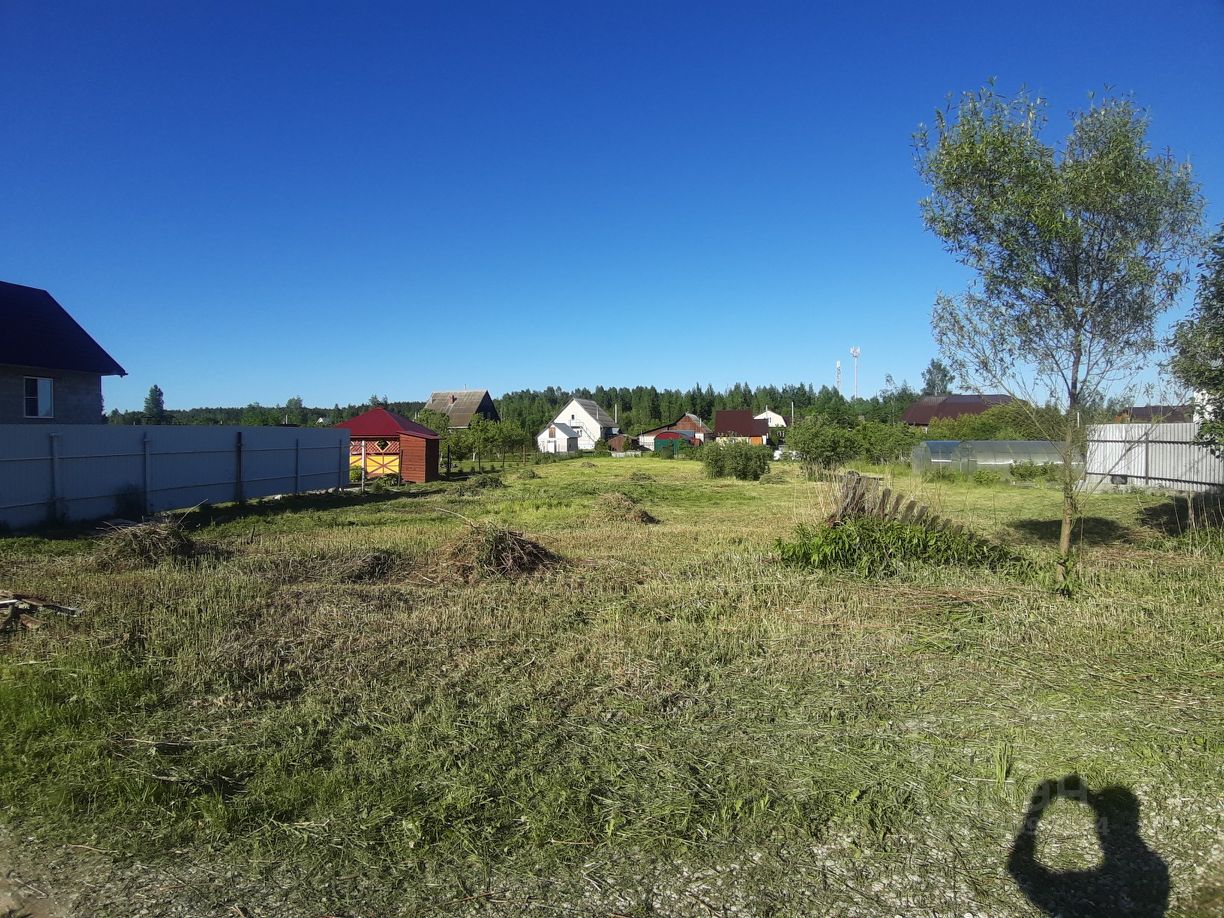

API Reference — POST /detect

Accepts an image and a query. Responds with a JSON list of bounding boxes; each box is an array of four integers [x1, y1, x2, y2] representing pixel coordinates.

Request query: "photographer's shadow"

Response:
[[1008, 775, 1169, 917]]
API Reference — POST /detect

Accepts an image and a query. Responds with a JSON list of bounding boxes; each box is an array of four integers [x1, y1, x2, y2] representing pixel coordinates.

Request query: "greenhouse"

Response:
[[911, 440, 1075, 478], [909, 440, 959, 475]]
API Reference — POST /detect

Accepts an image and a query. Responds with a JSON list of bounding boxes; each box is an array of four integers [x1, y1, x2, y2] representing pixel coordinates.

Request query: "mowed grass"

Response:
[[0, 458, 1221, 916]]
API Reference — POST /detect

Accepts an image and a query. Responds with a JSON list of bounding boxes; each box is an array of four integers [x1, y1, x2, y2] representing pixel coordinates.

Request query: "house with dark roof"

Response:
[[539, 398, 618, 451], [713, 410, 769, 445], [1, 280, 126, 424], [335, 407, 439, 482], [423, 389, 500, 428], [1117, 405, 1193, 424], [900, 394, 1014, 427]]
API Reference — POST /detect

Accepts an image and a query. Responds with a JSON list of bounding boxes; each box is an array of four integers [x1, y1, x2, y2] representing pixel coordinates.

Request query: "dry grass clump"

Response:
[[628, 471, 654, 482], [594, 491, 659, 525], [96, 519, 197, 570], [455, 475, 506, 496], [444, 524, 562, 581], [516, 468, 541, 480]]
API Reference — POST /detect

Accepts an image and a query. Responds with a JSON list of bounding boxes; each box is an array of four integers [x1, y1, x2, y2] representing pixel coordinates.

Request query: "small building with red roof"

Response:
[[335, 407, 439, 482]]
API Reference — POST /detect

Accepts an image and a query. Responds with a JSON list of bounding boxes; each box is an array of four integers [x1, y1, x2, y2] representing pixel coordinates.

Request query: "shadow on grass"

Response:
[[1008, 775, 1168, 917], [1137, 493, 1224, 535], [183, 486, 449, 529], [1009, 516, 1134, 546]]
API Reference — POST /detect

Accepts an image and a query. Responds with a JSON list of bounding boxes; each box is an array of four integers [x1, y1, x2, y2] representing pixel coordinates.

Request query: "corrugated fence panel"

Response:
[[0, 425, 349, 529], [1085, 422, 1224, 492]]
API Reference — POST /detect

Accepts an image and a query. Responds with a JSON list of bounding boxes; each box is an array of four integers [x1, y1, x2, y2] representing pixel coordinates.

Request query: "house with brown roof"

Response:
[[713, 410, 769, 445], [423, 389, 500, 428], [1, 280, 126, 424], [638, 413, 712, 450], [901, 394, 1014, 428]]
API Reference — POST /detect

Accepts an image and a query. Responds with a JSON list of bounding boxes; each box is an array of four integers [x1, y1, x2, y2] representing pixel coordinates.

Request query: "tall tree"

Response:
[[143, 384, 167, 424], [1170, 223, 1224, 452], [916, 86, 1202, 584], [920, 358, 956, 396]]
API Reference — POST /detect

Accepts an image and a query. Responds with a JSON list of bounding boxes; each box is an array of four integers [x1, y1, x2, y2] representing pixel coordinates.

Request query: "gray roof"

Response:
[[572, 398, 616, 428], [424, 389, 500, 427]]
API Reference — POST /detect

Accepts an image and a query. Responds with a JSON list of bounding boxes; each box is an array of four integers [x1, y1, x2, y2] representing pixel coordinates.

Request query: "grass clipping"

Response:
[[594, 491, 659, 525], [445, 523, 562, 581], [777, 516, 1023, 577], [97, 519, 197, 570]]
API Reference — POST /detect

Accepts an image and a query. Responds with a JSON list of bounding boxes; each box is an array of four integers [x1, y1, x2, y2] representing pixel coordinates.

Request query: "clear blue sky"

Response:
[[3, 1, 1222, 411]]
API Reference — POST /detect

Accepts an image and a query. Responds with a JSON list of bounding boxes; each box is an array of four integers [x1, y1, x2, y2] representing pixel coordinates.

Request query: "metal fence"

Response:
[[1085, 422, 1224, 493], [0, 424, 350, 530]]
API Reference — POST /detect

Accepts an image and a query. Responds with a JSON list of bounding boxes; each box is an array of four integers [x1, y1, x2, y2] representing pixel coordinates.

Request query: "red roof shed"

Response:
[[336, 408, 440, 482]]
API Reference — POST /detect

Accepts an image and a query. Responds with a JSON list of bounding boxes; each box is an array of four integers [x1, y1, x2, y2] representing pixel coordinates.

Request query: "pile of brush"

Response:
[[446, 523, 562, 581], [97, 518, 197, 569]]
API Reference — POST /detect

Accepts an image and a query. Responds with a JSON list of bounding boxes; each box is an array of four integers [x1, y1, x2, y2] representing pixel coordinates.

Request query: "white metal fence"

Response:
[[1085, 422, 1224, 493], [0, 425, 350, 530]]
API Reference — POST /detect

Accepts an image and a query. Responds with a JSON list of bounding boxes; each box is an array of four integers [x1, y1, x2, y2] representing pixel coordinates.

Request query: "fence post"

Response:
[[360, 440, 367, 494], [48, 433, 63, 522], [235, 431, 245, 503], [294, 437, 301, 494], [142, 434, 152, 516]]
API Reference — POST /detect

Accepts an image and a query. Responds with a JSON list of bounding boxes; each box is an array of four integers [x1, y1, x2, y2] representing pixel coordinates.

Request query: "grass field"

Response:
[[1, 457, 1221, 916]]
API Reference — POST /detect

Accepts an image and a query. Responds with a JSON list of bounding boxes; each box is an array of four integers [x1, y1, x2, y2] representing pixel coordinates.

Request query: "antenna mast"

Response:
[[849, 347, 861, 399], [835, 360, 842, 393]]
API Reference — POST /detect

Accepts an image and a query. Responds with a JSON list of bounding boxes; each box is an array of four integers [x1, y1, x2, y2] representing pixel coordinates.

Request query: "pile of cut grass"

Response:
[[96, 519, 197, 570], [445, 523, 562, 580], [777, 516, 1024, 577], [594, 491, 659, 525]]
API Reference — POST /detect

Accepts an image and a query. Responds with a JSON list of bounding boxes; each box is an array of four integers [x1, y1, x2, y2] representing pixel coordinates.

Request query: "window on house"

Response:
[[24, 377, 54, 418]]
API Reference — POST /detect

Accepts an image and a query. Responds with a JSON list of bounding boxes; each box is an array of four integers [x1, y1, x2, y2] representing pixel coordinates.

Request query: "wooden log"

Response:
[[876, 487, 892, 519], [898, 499, 917, 524]]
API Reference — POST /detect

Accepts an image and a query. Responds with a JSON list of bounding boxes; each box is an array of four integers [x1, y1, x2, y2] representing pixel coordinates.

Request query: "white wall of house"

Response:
[[551, 399, 617, 451], [754, 409, 788, 429], [537, 423, 578, 453]]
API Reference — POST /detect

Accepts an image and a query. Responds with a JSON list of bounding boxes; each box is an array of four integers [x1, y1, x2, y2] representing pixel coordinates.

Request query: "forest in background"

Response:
[[108, 379, 923, 434]]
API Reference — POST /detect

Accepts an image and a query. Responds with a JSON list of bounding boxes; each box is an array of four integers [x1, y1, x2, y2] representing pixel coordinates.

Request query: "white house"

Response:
[[539, 398, 619, 452], [537, 421, 579, 454], [754, 408, 788, 429]]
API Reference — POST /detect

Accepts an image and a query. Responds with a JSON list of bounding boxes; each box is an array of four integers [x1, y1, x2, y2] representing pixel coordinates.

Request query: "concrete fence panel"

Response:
[[0, 425, 350, 530]]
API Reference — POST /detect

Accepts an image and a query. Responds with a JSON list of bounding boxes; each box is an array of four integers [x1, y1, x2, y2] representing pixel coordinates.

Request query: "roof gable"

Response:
[[423, 389, 500, 426], [335, 407, 439, 439], [557, 398, 616, 430], [0, 280, 126, 376]]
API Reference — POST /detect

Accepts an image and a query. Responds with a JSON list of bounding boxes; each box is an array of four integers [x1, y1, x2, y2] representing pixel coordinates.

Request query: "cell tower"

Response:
[[835, 360, 842, 392], [849, 347, 861, 399]]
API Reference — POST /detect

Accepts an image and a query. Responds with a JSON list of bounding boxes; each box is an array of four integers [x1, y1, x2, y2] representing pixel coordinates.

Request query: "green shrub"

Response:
[[972, 469, 1001, 485], [701, 441, 770, 481], [788, 418, 856, 474], [1011, 461, 1056, 481], [923, 466, 958, 482], [776, 517, 1022, 577]]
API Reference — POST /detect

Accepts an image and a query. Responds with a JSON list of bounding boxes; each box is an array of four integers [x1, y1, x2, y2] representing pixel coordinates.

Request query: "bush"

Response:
[[854, 422, 918, 464], [973, 469, 1001, 485], [1011, 461, 1056, 482], [776, 517, 1022, 577], [788, 418, 857, 476], [701, 441, 770, 481], [923, 466, 958, 482]]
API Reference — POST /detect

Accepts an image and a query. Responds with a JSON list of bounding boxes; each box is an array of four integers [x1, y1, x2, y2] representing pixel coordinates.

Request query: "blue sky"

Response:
[[3, 1, 1222, 412]]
